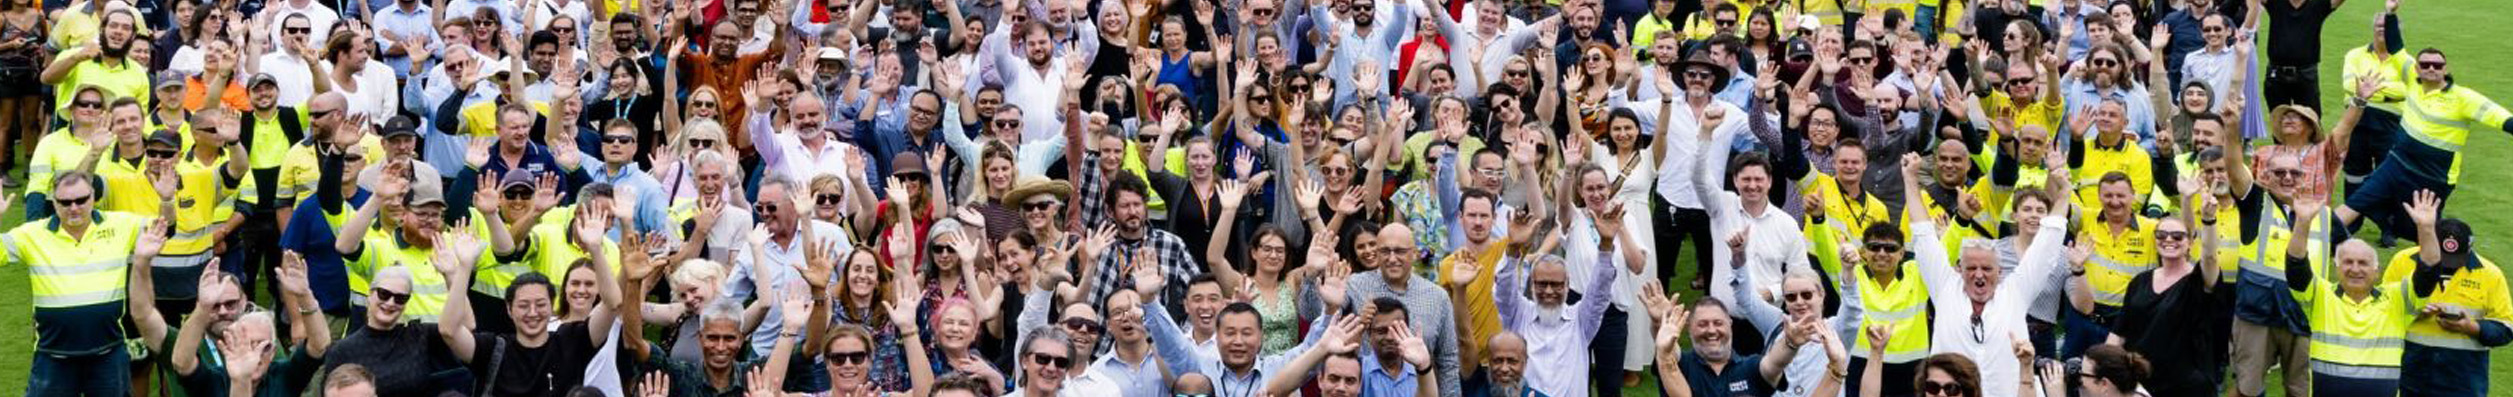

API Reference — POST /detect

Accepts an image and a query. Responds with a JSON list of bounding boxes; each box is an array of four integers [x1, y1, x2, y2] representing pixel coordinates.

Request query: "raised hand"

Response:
[[278, 251, 312, 298], [1320, 315, 1365, 353], [532, 174, 563, 213], [136, 219, 172, 259], [1217, 179, 1251, 209], [780, 286, 814, 334], [744, 368, 781, 397], [2405, 189, 2441, 226], [637, 371, 672, 397], [1129, 255, 1165, 297], [1395, 321, 1432, 368], [1864, 324, 1892, 353]]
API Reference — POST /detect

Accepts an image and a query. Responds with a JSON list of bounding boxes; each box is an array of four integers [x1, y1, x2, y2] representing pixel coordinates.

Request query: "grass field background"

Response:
[[1, 0, 2508, 395]]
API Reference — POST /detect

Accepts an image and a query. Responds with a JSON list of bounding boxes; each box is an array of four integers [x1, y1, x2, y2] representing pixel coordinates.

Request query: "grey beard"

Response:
[[1494, 382, 1524, 397]]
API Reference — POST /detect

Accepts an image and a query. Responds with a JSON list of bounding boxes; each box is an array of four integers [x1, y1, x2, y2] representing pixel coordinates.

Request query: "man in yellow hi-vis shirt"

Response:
[[2, 172, 146, 396], [2390, 191, 2513, 397], [2339, 48, 2513, 245]]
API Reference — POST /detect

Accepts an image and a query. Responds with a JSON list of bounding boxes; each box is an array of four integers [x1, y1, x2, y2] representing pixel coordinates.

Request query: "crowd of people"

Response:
[[2, 0, 2510, 394]]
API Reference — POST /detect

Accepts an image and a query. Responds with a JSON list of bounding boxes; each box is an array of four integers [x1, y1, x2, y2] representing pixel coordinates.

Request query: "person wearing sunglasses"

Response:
[[1860, 352, 1983, 397], [2337, 47, 2513, 249], [584, 120, 671, 233], [2090, 192, 2228, 397], [23, 85, 114, 218], [40, 7, 149, 113], [86, 100, 164, 214], [2, 172, 152, 396]]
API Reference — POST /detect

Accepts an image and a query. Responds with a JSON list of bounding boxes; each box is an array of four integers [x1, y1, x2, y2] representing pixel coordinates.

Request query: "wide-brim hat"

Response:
[[2270, 104, 2323, 135], [1676, 50, 1733, 92], [1002, 175, 1075, 207]]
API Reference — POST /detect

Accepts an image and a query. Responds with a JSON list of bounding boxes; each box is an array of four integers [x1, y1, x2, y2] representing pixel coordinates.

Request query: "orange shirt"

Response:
[[181, 77, 249, 112]]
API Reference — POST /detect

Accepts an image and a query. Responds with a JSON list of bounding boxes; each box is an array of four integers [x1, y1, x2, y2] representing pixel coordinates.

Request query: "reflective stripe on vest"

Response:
[[2401, 103, 2469, 151], [2311, 360, 2402, 380], [30, 258, 128, 307], [2406, 329, 2487, 351], [2085, 254, 2148, 306]]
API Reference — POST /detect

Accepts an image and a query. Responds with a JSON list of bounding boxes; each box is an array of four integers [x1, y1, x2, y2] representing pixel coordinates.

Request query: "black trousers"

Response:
[[2264, 64, 2322, 112], [1590, 306, 1629, 397], [1652, 195, 1714, 288]]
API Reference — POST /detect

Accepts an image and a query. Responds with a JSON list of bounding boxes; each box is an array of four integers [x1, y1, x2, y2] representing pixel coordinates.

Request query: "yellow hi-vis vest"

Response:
[[1852, 261, 1932, 363], [2295, 275, 2416, 380], [2397, 83, 2512, 184], [2079, 216, 2156, 307]]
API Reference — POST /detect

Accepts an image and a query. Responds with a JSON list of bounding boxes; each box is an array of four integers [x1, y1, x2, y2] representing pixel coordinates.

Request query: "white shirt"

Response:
[[263, 0, 341, 46], [1563, 203, 1656, 370], [1673, 94, 1810, 302], [257, 52, 317, 106], [1648, 97, 1747, 210], [326, 59, 401, 125], [1913, 216, 2069, 397]]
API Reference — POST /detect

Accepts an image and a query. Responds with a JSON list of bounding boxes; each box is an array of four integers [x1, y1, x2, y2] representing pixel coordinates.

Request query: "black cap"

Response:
[[2437, 218, 2476, 268], [381, 115, 421, 138], [145, 129, 181, 147]]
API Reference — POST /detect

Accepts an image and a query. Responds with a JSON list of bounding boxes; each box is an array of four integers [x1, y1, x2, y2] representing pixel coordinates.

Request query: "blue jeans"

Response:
[[28, 348, 130, 397]]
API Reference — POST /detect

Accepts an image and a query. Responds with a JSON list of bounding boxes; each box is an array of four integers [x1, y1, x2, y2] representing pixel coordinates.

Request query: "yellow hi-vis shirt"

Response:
[[2077, 215, 2156, 307], [2068, 135, 2153, 211], [2343, 46, 2413, 115], [2294, 269, 2416, 380], [2394, 83, 2512, 184], [163, 150, 241, 256], [2, 210, 147, 356], [2378, 248, 2513, 353], [26, 129, 102, 196], [1852, 262, 1932, 363], [1801, 172, 1904, 249]]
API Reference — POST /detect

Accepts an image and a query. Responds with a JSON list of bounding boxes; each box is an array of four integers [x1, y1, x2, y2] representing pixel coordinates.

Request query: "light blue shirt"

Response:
[[1145, 297, 1330, 397], [1313, 2, 1412, 109], [372, 3, 438, 78], [1358, 350, 1423, 397], [585, 163, 671, 233], [2059, 78, 2156, 148]]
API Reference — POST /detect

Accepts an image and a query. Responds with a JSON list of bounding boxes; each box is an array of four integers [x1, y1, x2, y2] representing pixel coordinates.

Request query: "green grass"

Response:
[[7, 0, 2513, 394]]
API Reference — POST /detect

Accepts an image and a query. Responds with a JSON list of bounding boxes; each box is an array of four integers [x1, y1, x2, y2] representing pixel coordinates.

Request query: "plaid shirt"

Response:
[[1077, 153, 1111, 230], [1087, 228, 1203, 319]]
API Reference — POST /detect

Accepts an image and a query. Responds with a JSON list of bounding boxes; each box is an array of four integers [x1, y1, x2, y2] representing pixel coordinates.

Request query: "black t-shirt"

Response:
[[324, 323, 457, 397], [2112, 270, 2233, 397], [471, 322, 602, 397], [2262, 0, 2334, 66]]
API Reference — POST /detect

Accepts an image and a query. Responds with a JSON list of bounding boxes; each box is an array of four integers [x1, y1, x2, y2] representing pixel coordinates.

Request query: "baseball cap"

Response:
[[890, 151, 929, 178], [145, 129, 181, 147], [381, 115, 421, 138], [407, 176, 448, 207], [249, 72, 281, 88], [2436, 218, 2476, 268], [499, 169, 539, 192]]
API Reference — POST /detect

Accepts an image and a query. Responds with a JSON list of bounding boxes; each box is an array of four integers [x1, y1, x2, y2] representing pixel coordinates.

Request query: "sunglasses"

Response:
[[51, 195, 92, 206], [342, 153, 367, 163], [284, 26, 311, 35], [1715, 18, 1737, 26], [72, 100, 103, 110], [826, 351, 871, 364], [2156, 230, 2191, 241], [1683, 70, 1717, 79], [603, 135, 637, 144], [371, 288, 412, 304], [1023, 201, 1060, 212], [993, 119, 1023, 128], [309, 109, 338, 119], [147, 149, 180, 159], [1504, 69, 1530, 77], [691, 100, 720, 108], [504, 188, 533, 201], [688, 139, 718, 149], [1029, 352, 1072, 367], [817, 194, 843, 207], [2005, 79, 2036, 87], [1251, 8, 1277, 17], [2089, 58, 2121, 67], [1847, 56, 1876, 65], [2419, 61, 2448, 70], [1062, 317, 1104, 333], [1864, 241, 1903, 252], [1530, 280, 1567, 289], [1918, 380, 1963, 396], [930, 245, 958, 256], [1783, 291, 1818, 302]]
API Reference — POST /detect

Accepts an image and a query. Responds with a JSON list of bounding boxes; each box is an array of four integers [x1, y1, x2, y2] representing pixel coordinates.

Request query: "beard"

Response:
[[101, 37, 132, 59]]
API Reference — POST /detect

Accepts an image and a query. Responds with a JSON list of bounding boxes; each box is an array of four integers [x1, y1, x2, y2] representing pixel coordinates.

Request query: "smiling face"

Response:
[[2155, 218, 2191, 261], [507, 283, 554, 338], [1688, 303, 1734, 361], [1529, 260, 1570, 306], [936, 304, 979, 349], [564, 266, 599, 317], [700, 319, 744, 369], [1217, 310, 1262, 367], [825, 336, 873, 387]]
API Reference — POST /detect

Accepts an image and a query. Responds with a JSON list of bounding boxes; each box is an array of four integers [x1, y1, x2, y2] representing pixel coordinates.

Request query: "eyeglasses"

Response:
[[371, 288, 412, 304], [690, 100, 719, 109], [2268, 169, 2306, 178], [1029, 352, 1072, 367], [2156, 230, 2190, 241], [688, 139, 718, 149], [1864, 241, 1903, 252], [826, 351, 871, 364], [284, 26, 311, 35], [2201, 25, 2225, 32], [50, 195, 92, 207], [309, 109, 338, 119], [756, 203, 782, 215], [72, 100, 103, 110], [1918, 379, 1963, 396], [816, 194, 842, 207], [1530, 280, 1567, 290], [1023, 201, 1060, 212], [2089, 58, 2121, 67], [1321, 166, 1353, 176], [1683, 69, 1717, 80], [1377, 246, 1417, 258], [2419, 61, 2448, 70], [603, 135, 637, 144], [1062, 317, 1104, 333]]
